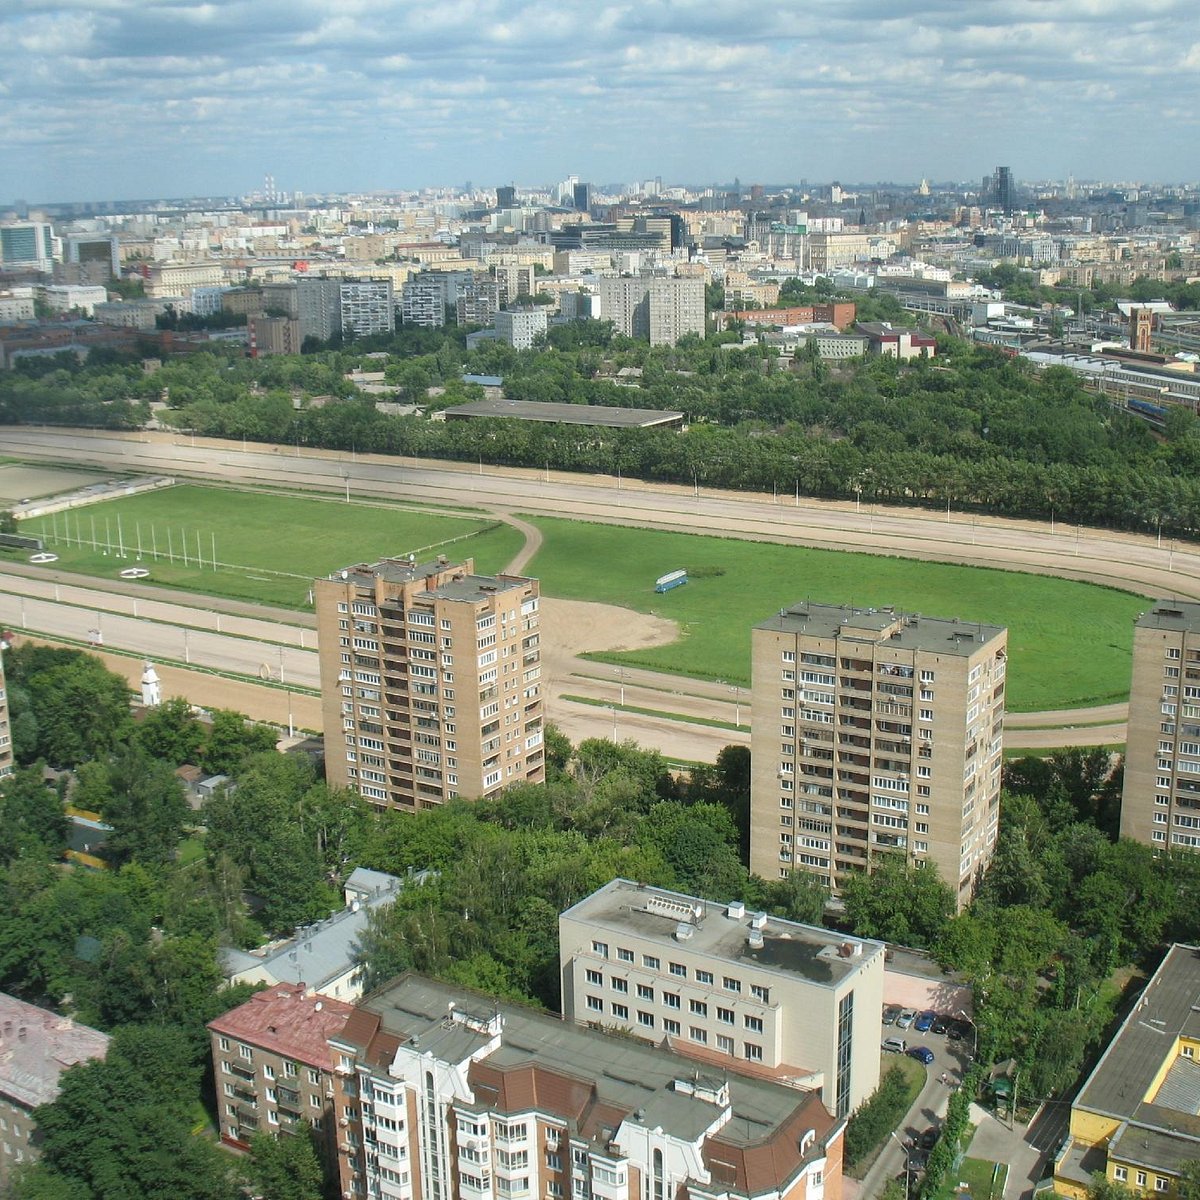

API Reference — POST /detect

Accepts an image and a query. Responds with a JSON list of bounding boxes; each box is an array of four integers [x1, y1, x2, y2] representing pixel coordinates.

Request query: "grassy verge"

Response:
[[930, 1152, 1007, 1200], [14, 483, 525, 607], [846, 1056, 927, 1180], [525, 517, 1146, 712], [560, 693, 745, 733]]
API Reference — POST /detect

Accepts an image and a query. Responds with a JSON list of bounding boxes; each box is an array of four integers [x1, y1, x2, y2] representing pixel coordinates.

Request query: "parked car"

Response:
[[914, 1010, 936, 1032], [897, 1008, 917, 1029], [907, 1045, 935, 1065], [883, 1005, 902, 1026], [930, 1015, 950, 1035], [918, 1128, 939, 1150], [882, 1036, 908, 1054]]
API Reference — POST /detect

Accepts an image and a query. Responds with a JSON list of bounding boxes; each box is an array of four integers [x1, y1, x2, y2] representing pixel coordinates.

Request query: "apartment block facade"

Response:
[[1121, 601, 1200, 849], [328, 973, 843, 1200], [0, 641, 11, 780], [596, 277, 705, 346], [341, 280, 395, 337], [559, 880, 884, 1118], [315, 557, 544, 811], [749, 604, 1007, 907], [496, 308, 548, 350], [208, 984, 353, 1162], [0, 993, 109, 1186]]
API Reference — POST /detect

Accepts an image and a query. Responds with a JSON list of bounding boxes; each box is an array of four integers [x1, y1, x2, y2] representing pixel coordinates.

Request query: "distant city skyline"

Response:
[[3, 0, 1199, 204]]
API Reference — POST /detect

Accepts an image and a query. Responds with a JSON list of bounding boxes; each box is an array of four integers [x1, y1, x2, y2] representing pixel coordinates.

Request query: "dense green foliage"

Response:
[[844, 1064, 917, 1167], [2, 308, 1197, 533], [919, 1066, 982, 1198]]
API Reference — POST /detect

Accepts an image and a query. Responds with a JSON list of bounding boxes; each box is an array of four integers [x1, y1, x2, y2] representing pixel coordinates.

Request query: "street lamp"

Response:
[[613, 667, 629, 707], [955, 1010, 978, 1061], [889, 1130, 912, 1198]]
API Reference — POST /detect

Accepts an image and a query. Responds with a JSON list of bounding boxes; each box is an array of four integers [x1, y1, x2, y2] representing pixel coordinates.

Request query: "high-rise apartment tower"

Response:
[[316, 556, 544, 810], [749, 603, 1007, 908], [1121, 601, 1200, 850]]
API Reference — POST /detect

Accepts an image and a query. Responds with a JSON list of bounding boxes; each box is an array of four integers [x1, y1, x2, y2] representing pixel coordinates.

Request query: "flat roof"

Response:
[[351, 974, 810, 1144], [1137, 601, 1200, 635], [442, 398, 683, 428], [754, 602, 1005, 656], [1076, 945, 1200, 1145], [561, 879, 884, 988], [0, 993, 109, 1110], [328, 557, 533, 601]]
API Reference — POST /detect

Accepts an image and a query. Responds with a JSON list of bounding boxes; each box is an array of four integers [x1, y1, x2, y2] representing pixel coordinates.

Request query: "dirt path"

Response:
[[498, 510, 544, 576]]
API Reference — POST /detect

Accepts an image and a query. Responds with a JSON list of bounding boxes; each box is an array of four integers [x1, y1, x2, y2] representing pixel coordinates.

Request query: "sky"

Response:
[[3, 0, 1199, 204]]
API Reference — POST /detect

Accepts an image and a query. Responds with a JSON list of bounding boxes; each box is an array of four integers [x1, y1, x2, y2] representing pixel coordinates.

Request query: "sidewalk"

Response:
[[965, 1105, 1045, 1200]]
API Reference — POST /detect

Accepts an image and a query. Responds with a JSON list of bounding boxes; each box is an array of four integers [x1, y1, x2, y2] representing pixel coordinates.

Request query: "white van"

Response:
[[882, 1036, 907, 1053]]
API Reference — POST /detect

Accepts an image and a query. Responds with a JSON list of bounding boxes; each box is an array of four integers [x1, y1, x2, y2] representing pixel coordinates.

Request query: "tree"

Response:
[[840, 858, 955, 947], [75, 748, 190, 867], [200, 709, 278, 776], [135, 698, 205, 766], [31, 1026, 242, 1199], [0, 765, 68, 863], [247, 1128, 325, 1200]]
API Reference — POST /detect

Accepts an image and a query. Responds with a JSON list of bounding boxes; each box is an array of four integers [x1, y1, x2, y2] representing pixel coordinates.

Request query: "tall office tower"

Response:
[[573, 181, 592, 212], [991, 166, 1015, 215], [0, 222, 54, 273], [495, 185, 517, 209], [559, 878, 885, 1118], [1121, 601, 1200, 850], [749, 603, 1007, 909], [315, 556, 544, 811], [0, 639, 11, 781], [328, 973, 843, 1200], [596, 277, 705, 346], [339, 279, 394, 337]]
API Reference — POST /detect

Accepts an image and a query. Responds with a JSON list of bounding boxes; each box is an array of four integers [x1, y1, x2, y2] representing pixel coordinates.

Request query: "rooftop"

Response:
[[441, 398, 684, 428], [328, 556, 533, 601], [208, 983, 353, 1069], [1076, 945, 1200, 1143], [561, 879, 884, 988], [1137, 601, 1200, 635], [755, 602, 1005, 657], [341, 973, 827, 1151], [0, 993, 109, 1110]]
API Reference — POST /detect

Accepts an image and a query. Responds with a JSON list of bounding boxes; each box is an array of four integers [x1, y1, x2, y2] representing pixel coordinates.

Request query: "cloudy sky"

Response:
[[3, 0, 1198, 203]]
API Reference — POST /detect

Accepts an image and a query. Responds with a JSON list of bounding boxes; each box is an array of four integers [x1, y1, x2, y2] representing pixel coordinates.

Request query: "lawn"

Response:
[[14, 485, 526, 608], [931, 1154, 1007, 1200], [524, 518, 1148, 712]]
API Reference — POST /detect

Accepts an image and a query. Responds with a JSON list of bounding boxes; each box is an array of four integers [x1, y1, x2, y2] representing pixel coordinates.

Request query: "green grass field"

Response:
[[524, 518, 1148, 712], [13, 485, 525, 608]]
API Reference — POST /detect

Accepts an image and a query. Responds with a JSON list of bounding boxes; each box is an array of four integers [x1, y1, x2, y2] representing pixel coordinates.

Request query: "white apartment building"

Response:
[[495, 308, 548, 350], [341, 280, 395, 337], [328, 973, 842, 1200], [596, 277, 705, 346], [559, 880, 884, 1118]]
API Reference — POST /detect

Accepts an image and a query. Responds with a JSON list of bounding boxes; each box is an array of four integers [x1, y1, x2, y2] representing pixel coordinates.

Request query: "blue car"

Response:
[[908, 1045, 935, 1065], [914, 1009, 936, 1032]]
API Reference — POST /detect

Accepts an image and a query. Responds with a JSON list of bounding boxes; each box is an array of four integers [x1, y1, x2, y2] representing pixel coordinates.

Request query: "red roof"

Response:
[[208, 984, 353, 1069]]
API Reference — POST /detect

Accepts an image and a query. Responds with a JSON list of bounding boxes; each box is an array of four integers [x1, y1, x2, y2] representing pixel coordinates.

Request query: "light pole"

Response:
[[613, 667, 629, 707], [730, 685, 742, 728], [955, 1010, 978, 1062], [342, 471, 350, 503], [889, 1131, 911, 1198]]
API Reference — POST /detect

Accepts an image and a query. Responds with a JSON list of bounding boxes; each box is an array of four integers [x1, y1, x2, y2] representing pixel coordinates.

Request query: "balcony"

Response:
[[875, 699, 912, 719]]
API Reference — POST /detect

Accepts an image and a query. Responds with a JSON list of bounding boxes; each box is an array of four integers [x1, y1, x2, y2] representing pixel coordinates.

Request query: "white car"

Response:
[[897, 1009, 917, 1029]]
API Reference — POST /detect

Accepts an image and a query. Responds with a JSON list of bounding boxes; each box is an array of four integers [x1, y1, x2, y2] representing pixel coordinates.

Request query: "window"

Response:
[[239, 1044, 253, 1061], [744, 1043, 763, 1062], [308, 1068, 320, 1085], [218, 1037, 230, 1052], [669, 962, 687, 978], [547, 1153, 562, 1172], [1155, 1179, 1170, 1192], [750, 985, 769, 1003], [586, 969, 603, 986], [716, 1035, 735, 1055], [1113, 1169, 1129, 1183], [663, 1018, 681, 1035], [744, 1015, 764, 1033], [611, 977, 628, 993], [283, 1061, 297, 1078], [696, 970, 714, 985], [611, 1003, 628, 1020], [591, 941, 608, 957], [717, 1007, 734, 1025], [1185, 1046, 1195, 1059], [690, 1027, 708, 1044], [637, 1011, 655, 1028], [663, 993, 680, 1009], [723, 976, 741, 994], [263, 1063, 275, 1080], [586, 996, 603, 1012], [1137, 1173, 1147, 1188], [637, 984, 654, 1001], [690, 999, 708, 1016], [642, 954, 660, 970], [616, 948, 634, 963]]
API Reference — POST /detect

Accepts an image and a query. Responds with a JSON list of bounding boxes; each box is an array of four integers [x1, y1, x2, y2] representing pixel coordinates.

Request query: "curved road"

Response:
[[6, 427, 1192, 755]]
